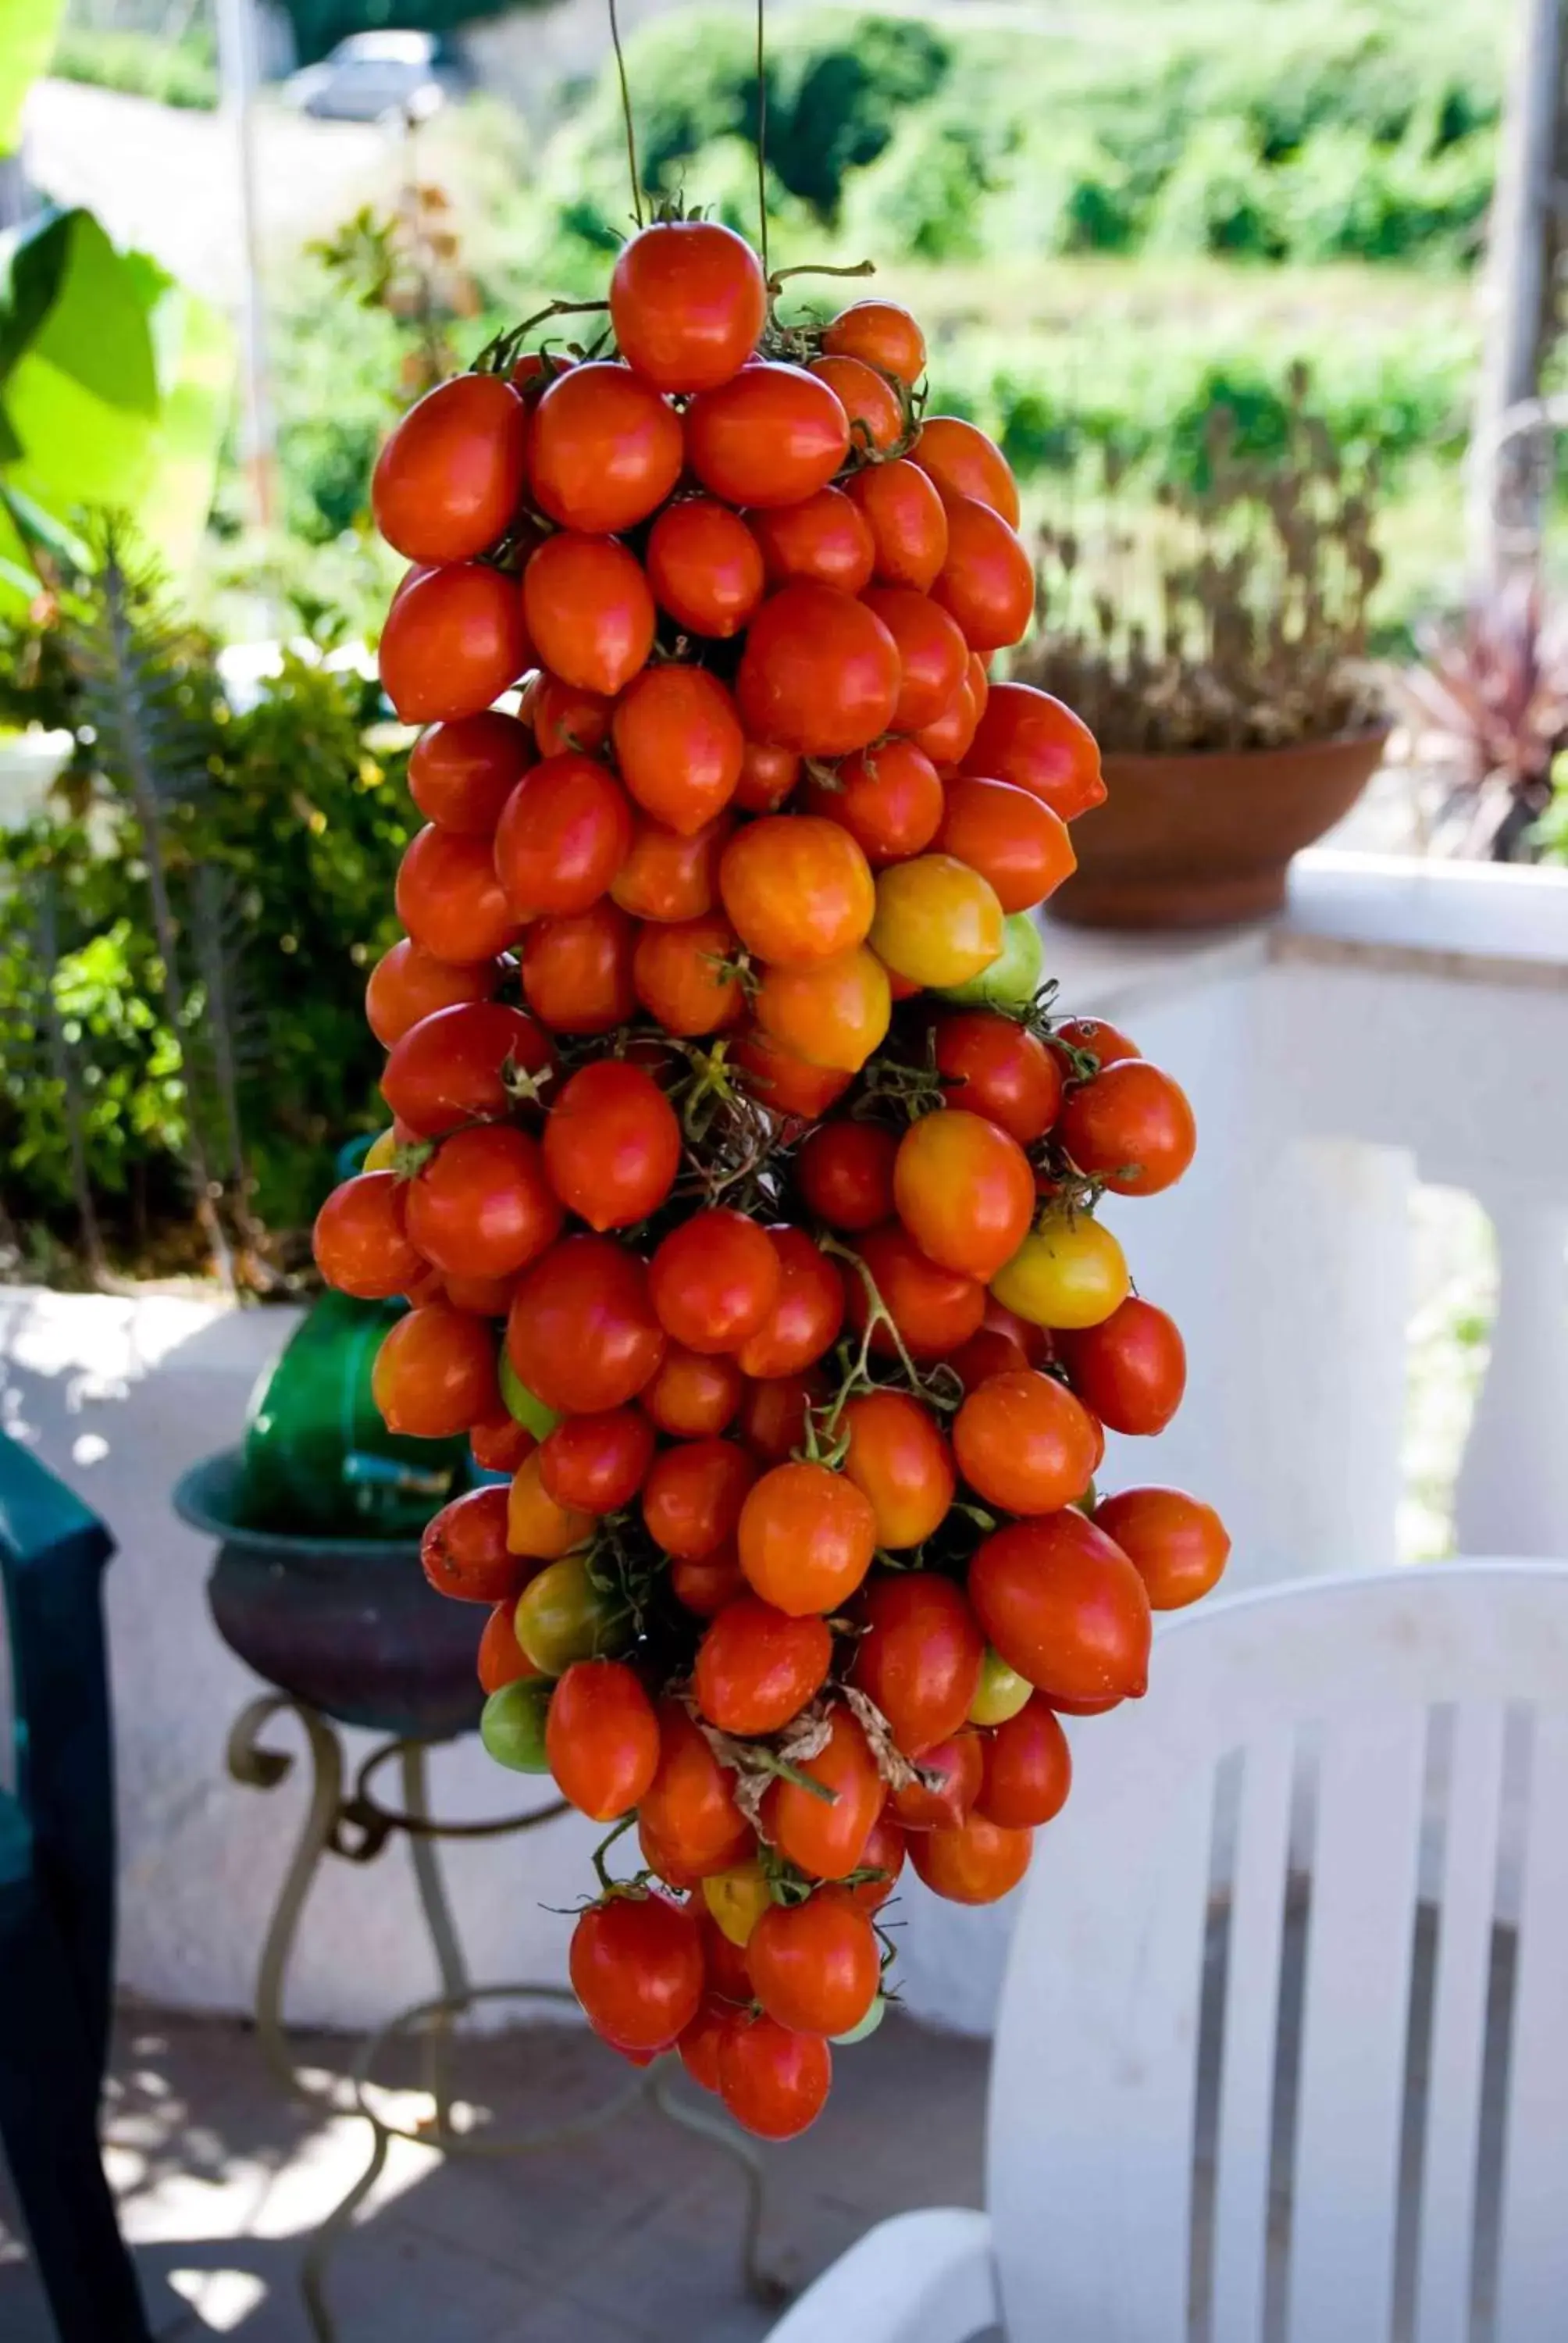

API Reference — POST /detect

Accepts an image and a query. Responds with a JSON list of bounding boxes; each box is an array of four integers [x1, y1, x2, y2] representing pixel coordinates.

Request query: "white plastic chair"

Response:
[[766, 1564, 1568, 2343]]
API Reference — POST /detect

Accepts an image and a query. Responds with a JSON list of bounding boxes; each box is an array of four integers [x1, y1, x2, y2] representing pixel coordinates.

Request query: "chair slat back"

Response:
[[986, 1565, 1568, 2343]]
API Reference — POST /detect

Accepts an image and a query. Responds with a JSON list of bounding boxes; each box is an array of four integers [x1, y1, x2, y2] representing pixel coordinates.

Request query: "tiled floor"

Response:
[[0, 2006, 988, 2341]]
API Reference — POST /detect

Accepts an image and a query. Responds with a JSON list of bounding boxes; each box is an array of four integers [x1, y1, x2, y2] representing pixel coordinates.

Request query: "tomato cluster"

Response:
[[315, 218, 1228, 2145]]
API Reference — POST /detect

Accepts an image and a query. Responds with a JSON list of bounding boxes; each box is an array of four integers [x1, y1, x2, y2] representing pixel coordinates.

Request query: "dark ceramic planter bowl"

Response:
[[1049, 725, 1392, 929], [176, 1449, 483, 1741]]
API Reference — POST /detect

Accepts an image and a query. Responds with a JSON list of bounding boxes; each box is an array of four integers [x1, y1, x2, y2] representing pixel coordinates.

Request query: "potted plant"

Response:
[[1014, 373, 1390, 928]]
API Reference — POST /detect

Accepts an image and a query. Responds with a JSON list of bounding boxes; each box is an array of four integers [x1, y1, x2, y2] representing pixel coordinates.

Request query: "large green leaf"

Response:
[[0, 209, 232, 606], [0, 0, 66, 155]]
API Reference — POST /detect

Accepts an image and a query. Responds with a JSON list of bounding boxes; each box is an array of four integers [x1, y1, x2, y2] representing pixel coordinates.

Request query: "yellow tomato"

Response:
[[968, 1646, 1033, 1727], [990, 1211, 1130, 1330], [754, 945, 892, 1072], [702, 1860, 772, 1947], [868, 854, 1003, 989], [362, 1128, 400, 1172]]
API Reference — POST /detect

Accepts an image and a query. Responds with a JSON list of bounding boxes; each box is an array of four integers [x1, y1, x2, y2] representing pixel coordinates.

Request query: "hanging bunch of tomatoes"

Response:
[[313, 214, 1230, 2145]]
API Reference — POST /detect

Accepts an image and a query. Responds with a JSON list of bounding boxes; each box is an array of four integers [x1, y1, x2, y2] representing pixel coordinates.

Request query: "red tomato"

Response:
[[932, 497, 1035, 652], [893, 1111, 1035, 1280], [686, 363, 850, 507], [1057, 1060, 1198, 1196], [693, 1597, 832, 1734], [732, 1030, 854, 1120], [845, 458, 948, 591], [529, 672, 612, 758], [935, 777, 1076, 913], [910, 672, 981, 767], [862, 585, 968, 732], [632, 911, 745, 1037], [1055, 1296, 1186, 1435], [527, 361, 682, 534], [699, 1906, 755, 2002], [679, 1995, 739, 2092], [795, 1122, 898, 1232], [419, 1483, 525, 1603], [719, 814, 875, 965], [522, 534, 654, 697], [946, 1325, 1031, 1389], [478, 1597, 538, 1692], [968, 651, 991, 716], [670, 1542, 747, 1617], [810, 352, 905, 452], [908, 1811, 1032, 1905], [470, 1414, 536, 1475], [822, 299, 926, 384], [404, 1124, 564, 1280], [542, 1060, 680, 1231], [748, 486, 875, 594], [839, 1392, 957, 1552], [643, 1439, 759, 1560], [643, 1344, 743, 1438], [754, 948, 889, 1075], [379, 563, 531, 724], [640, 1699, 754, 1872], [611, 812, 729, 923], [803, 738, 943, 866], [371, 373, 528, 563], [976, 1696, 1072, 1830], [933, 1011, 1064, 1146], [892, 1730, 982, 1828], [494, 752, 634, 917], [506, 1236, 665, 1413], [408, 710, 531, 834], [738, 1459, 877, 1616], [610, 219, 767, 393], [763, 1709, 885, 1879], [365, 939, 497, 1049], [395, 824, 519, 963], [736, 1370, 823, 1462], [372, 1303, 498, 1436], [963, 683, 1107, 821], [734, 737, 800, 814], [538, 1408, 656, 1513], [646, 498, 764, 637], [1093, 1486, 1230, 1610], [968, 1510, 1152, 1702], [847, 1222, 986, 1360], [611, 666, 744, 835], [1053, 1015, 1139, 1070], [735, 1228, 845, 1378], [718, 2016, 832, 2140], [853, 1571, 983, 1756], [522, 901, 636, 1033], [749, 1888, 880, 2036], [912, 416, 1020, 527], [952, 1370, 1099, 1516], [650, 1209, 782, 1354], [846, 1810, 907, 1913], [444, 1270, 519, 1317], [546, 1660, 660, 1821], [736, 584, 901, 758], [570, 1892, 704, 2051], [381, 1001, 552, 1138], [313, 1172, 426, 1300]]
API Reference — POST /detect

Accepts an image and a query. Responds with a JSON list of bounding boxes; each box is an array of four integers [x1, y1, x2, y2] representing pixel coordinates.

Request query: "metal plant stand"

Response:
[[227, 1693, 779, 2342]]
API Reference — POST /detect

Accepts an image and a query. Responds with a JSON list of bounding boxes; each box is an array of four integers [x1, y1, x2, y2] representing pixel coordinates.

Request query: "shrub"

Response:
[[48, 26, 218, 109]]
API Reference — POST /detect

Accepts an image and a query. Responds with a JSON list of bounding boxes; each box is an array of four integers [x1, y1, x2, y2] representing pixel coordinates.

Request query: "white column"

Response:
[[1452, 1176, 1568, 1560]]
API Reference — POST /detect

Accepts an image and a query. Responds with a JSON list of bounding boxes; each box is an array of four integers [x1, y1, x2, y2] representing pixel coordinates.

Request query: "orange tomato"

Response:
[[762, 1708, 886, 1879], [1092, 1486, 1230, 1610], [907, 1810, 1032, 1905], [840, 1390, 957, 1552], [754, 947, 890, 1073], [893, 1110, 1035, 1281], [719, 814, 875, 965], [610, 666, 745, 835], [821, 299, 927, 385], [913, 416, 1021, 527], [632, 911, 745, 1036], [952, 1370, 1099, 1516], [738, 1459, 878, 1616], [810, 353, 905, 451], [522, 533, 655, 697], [935, 776, 1077, 913]]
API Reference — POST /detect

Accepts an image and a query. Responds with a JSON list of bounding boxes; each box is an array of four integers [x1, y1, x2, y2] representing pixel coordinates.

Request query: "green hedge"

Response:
[[48, 26, 217, 109]]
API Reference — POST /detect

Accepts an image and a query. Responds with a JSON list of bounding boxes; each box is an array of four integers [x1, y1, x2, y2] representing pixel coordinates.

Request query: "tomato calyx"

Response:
[[475, 297, 610, 380]]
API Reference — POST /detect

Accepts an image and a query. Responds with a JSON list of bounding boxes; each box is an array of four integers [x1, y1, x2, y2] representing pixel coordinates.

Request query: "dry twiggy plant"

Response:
[[1015, 369, 1387, 754]]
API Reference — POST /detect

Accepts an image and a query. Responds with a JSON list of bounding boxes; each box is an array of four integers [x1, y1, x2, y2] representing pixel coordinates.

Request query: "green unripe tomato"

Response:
[[479, 1678, 553, 1772], [513, 1551, 629, 1677], [937, 911, 1045, 1010], [968, 1646, 1033, 1728], [832, 1994, 886, 2046], [499, 1352, 561, 1440]]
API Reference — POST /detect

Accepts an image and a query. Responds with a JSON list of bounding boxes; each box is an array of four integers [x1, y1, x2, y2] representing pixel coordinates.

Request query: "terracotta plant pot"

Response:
[[1049, 725, 1391, 930]]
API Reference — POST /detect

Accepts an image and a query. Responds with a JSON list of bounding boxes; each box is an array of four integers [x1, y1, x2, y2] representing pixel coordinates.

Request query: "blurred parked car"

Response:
[[284, 31, 469, 123]]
